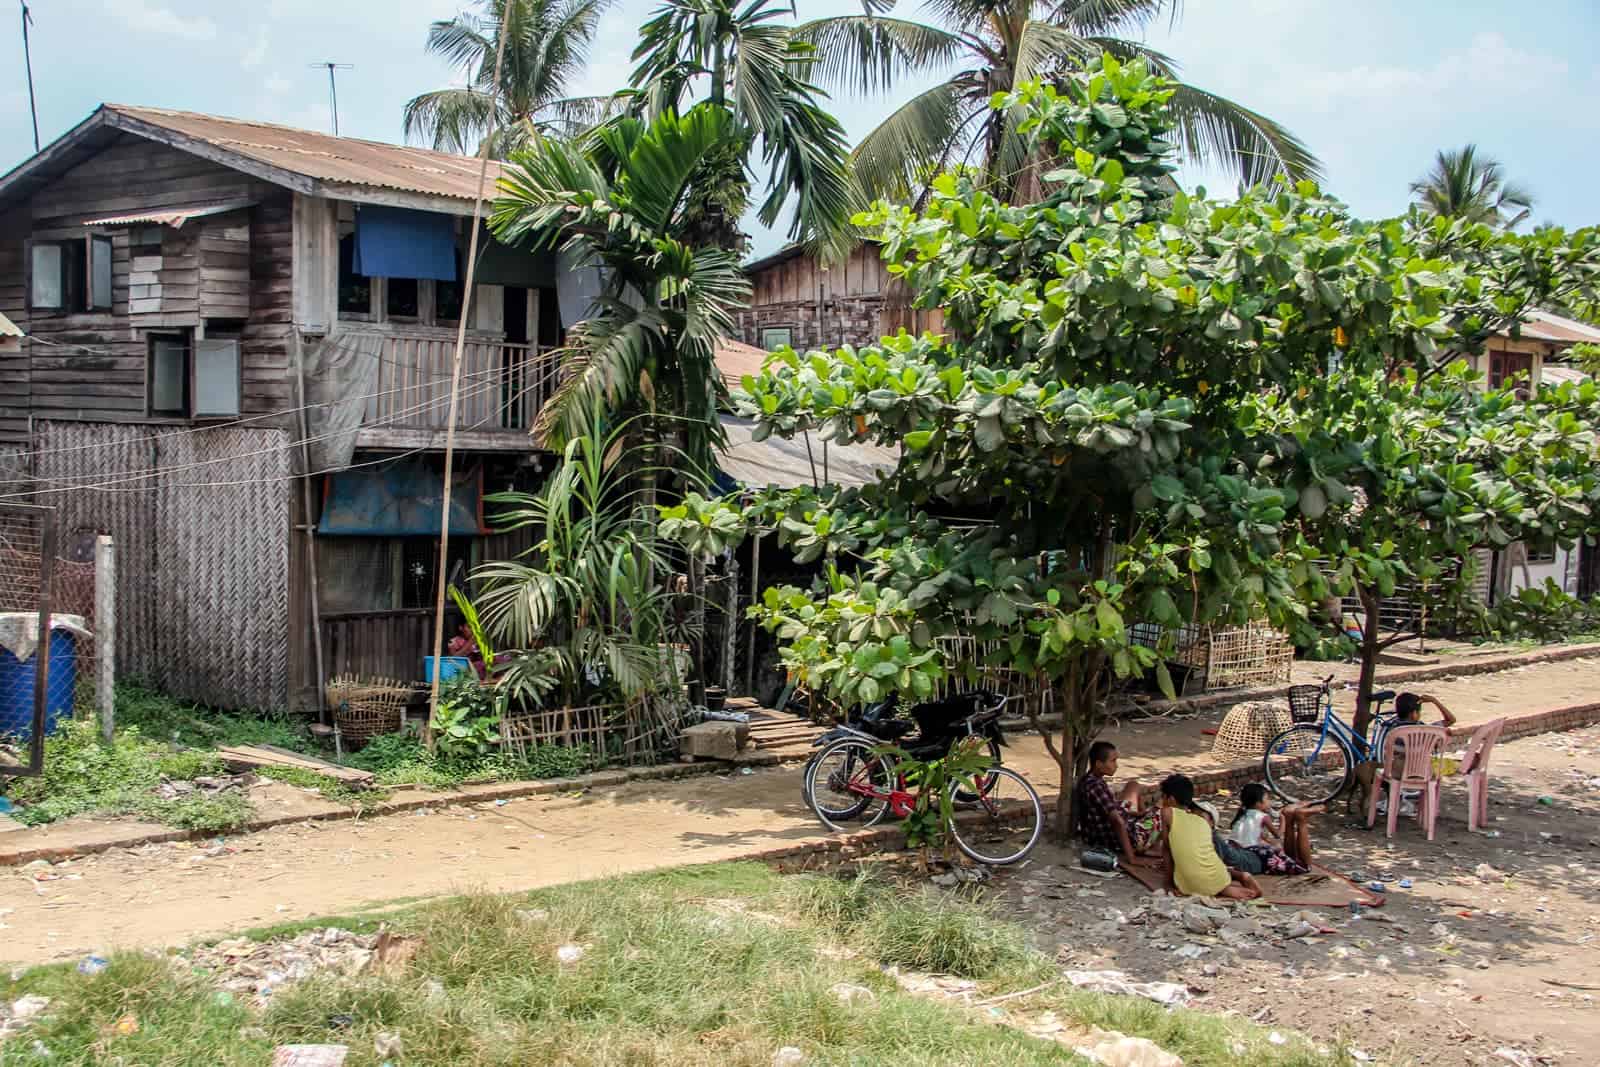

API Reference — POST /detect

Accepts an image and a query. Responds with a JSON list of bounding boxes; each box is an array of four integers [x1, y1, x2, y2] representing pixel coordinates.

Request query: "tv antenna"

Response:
[[20, 1, 39, 151], [309, 62, 353, 135]]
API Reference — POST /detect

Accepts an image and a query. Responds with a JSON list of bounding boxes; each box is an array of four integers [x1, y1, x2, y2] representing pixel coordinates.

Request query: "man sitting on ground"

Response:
[[1073, 741, 1151, 865]]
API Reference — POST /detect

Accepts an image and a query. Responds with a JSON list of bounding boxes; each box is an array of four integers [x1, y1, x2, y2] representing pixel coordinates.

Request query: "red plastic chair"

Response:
[[1365, 724, 1448, 840], [1457, 718, 1507, 833]]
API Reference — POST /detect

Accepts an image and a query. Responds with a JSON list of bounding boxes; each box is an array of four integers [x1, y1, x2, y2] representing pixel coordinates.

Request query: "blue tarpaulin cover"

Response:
[[352, 206, 458, 282], [320, 460, 486, 535]]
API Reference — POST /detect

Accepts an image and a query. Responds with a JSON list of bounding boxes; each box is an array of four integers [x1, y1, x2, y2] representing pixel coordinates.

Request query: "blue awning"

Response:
[[352, 206, 458, 282], [319, 460, 486, 536]]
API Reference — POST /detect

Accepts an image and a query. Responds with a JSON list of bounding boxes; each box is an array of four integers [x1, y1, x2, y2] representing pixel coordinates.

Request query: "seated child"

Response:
[[1228, 783, 1318, 875]]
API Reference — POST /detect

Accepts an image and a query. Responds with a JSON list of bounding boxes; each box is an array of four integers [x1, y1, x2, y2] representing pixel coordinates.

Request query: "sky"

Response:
[[2, 0, 1598, 257]]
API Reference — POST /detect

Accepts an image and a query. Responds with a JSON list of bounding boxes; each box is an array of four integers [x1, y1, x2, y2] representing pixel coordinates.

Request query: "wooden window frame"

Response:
[[147, 330, 191, 417], [760, 326, 795, 351], [88, 234, 114, 311]]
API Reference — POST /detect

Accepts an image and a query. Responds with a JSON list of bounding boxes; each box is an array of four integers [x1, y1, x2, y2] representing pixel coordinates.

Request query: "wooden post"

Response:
[[95, 534, 114, 744], [722, 553, 738, 694], [745, 530, 761, 697]]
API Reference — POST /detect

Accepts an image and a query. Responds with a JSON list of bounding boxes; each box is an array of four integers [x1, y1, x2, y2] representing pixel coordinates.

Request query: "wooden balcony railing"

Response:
[[364, 335, 562, 433]]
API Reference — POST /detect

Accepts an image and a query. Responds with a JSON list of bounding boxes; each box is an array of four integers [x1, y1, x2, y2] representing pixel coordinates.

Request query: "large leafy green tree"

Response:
[[793, 0, 1321, 206], [626, 0, 856, 255], [705, 58, 1600, 840], [1410, 144, 1535, 230], [492, 104, 752, 465], [404, 0, 616, 157]]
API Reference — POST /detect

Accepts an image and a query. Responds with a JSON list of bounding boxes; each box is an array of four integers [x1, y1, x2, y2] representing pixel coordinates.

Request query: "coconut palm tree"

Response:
[[1410, 144, 1534, 230], [403, 0, 616, 157], [625, 0, 856, 256], [794, 0, 1321, 205]]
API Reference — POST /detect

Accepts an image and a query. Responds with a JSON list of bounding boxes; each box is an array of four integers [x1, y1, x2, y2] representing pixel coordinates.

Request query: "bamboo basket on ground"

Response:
[[1211, 700, 1293, 762], [326, 674, 412, 745]]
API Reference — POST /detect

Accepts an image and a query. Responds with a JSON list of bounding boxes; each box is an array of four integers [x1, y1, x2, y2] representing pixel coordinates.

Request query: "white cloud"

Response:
[[104, 0, 217, 42], [1299, 32, 1568, 115], [242, 26, 269, 69], [264, 73, 293, 96]]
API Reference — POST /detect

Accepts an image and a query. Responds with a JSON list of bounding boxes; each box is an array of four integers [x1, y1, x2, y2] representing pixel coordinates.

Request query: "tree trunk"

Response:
[[1052, 723, 1077, 845], [688, 555, 707, 707], [1352, 583, 1381, 738]]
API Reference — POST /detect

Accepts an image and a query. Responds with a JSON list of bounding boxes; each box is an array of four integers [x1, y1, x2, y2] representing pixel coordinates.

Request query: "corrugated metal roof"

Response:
[[718, 416, 898, 490], [83, 199, 254, 228], [103, 105, 504, 205], [1540, 364, 1590, 387], [1521, 310, 1600, 345], [0, 311, 21, 339], [715, 337, 770, 386]]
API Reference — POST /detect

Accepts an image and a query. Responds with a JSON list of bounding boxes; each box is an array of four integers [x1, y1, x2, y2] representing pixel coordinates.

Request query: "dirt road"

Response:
[[5, 655, 1600, 973]]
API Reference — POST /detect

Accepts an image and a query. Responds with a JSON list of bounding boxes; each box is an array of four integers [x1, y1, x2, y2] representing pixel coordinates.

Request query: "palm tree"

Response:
[[626, 0, 856, 255], [1410, 144, 1534, 229], [492, 104, 753, 466], [403, 0, 615, 157], [793, 0, 1321, 205]]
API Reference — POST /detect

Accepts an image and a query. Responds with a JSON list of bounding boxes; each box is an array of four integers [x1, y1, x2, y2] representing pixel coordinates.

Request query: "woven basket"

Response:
[[327, 674, 412, 744], [1211, 700, 1293, 761], [1287, 684, 1324, 724]]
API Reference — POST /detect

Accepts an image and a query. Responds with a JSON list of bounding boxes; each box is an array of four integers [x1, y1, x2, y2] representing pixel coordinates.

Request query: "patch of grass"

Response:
[[3, 717, 254, 833], [113, 681, 318, 754], [1, 862, 1352, 1066], [254, 765, 389, 810], [346, 728, 597, 789]]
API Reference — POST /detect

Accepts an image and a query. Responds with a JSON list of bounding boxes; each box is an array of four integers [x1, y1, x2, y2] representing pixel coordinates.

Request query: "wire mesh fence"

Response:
[[0, 504, 60, 776]]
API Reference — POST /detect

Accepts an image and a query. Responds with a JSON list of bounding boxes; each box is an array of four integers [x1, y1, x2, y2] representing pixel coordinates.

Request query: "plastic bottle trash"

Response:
[[76, 955, 108, 977], [1538, 796, 1556, 806], [1367, 881, 1386, 893], [1398, 878, 1413, 889]]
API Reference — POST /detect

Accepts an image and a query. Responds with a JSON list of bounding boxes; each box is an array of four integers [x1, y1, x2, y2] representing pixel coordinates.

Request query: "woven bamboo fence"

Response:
[[500, 693, 684, 763], [35, 421, 292, 709]]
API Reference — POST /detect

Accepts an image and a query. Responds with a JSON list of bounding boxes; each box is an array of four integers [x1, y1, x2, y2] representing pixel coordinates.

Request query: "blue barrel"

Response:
[[0, 627, 77, 742]]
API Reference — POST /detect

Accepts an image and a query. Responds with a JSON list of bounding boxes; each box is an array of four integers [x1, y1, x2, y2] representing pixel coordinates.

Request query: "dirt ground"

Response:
[[984, 724, 1600, 1066], [2, 654, 1599, 1065]]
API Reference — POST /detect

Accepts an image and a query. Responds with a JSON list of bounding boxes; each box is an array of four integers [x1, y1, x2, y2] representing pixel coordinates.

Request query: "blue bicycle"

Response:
[[1261, 675, 1397, 805]]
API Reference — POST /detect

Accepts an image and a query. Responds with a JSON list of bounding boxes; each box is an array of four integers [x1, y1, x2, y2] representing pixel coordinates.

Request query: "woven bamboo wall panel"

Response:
[[35, 421, 291, 709]]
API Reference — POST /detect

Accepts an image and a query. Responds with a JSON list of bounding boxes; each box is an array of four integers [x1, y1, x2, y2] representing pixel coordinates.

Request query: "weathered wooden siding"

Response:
[[736, 243, 944, 352], [0, 206, 30, 442], [0, 135, 294, 434]]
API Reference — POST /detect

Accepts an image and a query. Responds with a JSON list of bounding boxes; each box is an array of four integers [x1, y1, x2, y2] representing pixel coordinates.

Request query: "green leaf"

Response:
[[1150, 474, 1185, 503], [904, 430, 933, 451], [1155, 660, 1176, 701]]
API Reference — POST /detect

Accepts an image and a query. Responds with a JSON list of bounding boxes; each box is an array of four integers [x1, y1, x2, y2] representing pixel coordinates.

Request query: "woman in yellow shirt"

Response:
[[1157, 774, 1262, 901]]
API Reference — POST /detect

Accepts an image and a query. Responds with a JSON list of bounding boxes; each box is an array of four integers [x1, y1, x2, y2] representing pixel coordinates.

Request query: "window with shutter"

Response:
[[194, 339, 241, 418]]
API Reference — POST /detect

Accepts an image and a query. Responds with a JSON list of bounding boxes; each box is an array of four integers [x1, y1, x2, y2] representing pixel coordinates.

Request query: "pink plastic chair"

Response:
[[1457, 718, 1507, 832], [1365, 724, 1448, 840]]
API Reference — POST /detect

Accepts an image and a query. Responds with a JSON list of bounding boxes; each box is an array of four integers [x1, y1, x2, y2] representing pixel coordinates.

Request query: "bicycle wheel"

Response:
[[1262, 724, 1353, 805], [951, 736, 1004, 803], [805, 739, 894, 832], [948, 766, 1043, 866]]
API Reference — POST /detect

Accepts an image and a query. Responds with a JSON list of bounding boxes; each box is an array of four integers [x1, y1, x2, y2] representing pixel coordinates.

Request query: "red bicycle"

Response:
[[805, 736, 1044, 866]]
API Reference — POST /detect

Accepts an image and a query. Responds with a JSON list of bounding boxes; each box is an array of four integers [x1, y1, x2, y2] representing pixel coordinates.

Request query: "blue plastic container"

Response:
[[423, 656, 473, 683], [0, 628, 78, 742]]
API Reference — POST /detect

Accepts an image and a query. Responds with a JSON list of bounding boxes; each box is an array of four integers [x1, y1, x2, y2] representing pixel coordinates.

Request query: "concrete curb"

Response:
[[5, 643, 1597, 868]]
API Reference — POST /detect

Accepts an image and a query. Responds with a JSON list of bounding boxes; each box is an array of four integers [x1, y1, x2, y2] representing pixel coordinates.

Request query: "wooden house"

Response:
[[0, 105, 564, 711], [736, 242, 943, 353]]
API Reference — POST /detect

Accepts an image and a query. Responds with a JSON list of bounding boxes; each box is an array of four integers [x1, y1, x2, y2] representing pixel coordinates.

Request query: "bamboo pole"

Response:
[[95, 534, 114, 744], [426, 26, 510, 750]]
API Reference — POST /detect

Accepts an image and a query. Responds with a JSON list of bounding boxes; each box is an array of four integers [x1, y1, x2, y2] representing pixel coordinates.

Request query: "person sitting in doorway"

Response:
[[1072, 741, 1154, 866], [1156, 774, 1262, 901]]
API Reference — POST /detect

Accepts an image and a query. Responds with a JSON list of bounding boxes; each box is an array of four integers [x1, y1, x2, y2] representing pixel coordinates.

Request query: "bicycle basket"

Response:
[[1287, 685, 1324, 724]]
